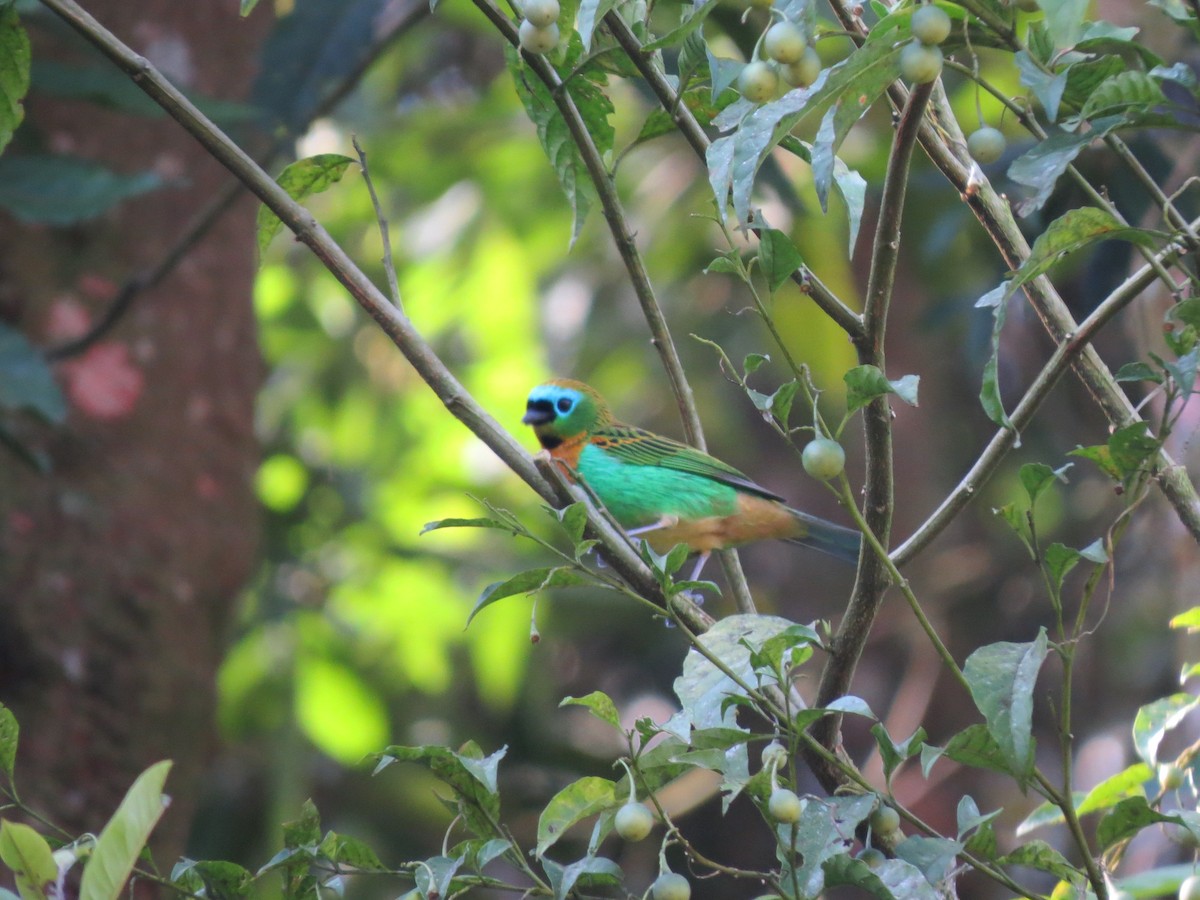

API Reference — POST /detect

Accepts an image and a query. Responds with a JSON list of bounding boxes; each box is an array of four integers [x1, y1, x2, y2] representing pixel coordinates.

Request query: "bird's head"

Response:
[[522, 379, 612, 450]]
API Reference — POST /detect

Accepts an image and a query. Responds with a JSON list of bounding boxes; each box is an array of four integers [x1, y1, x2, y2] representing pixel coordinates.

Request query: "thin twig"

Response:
[[352, 135, 403, 310]]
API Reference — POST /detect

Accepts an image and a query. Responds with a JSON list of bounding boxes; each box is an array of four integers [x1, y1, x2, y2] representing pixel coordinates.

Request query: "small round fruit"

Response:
[[614, 802, 654, 842], [521, 0, 560, 27], [911, 5, 951, 45], [967, 126, 1006, 164], [1181, 875, 1200, 900], [768, 787, 804, 823], [760, 740, 789, 770], [802, 438, 845, 480], [519, 19, 560, 53], [870, 805, 901, 836], [651, 872, 692, 900], [898, 40, 943, 83], [856, 847, 886, 869], [781, 47, 822, 88], [738, 60, 780, 103], [764, 22, 807, 64]]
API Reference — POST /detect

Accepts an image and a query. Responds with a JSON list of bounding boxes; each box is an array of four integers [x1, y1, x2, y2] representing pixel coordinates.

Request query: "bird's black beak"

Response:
[[522, 400, 555, 426]]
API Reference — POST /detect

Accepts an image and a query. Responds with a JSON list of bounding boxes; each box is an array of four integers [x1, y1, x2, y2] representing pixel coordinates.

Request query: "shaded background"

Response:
[[1, 0, 1199, 896]]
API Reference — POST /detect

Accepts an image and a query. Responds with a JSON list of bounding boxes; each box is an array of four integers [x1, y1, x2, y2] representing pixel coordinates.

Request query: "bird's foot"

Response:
[[625, 515, 680, 538]]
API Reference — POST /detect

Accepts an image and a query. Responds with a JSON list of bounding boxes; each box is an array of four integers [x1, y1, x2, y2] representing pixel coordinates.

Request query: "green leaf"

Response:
[[871, 724, 927, 781], [1014, 794, 1082, 835], [543, 855, 623, 900], [976, 282, 1015, 430], [420, 516, 510, 535], [1078, 70, 1168, 122], [1015, 51, 1068, 123], [0, 155, 163, 225], [674, 614, 798, 729], [0, 323, 66, 423], [0, 5, 30, 156], [560, 691, 621, 731], [844, 365, 919, 413], [469, 566, 590, 625], [414, 855, 463, 900], [372, 744, 506, 839], [1007, 117, 1124, 215], [997, 839, 1076, 881], [240, 0, 262, 14], [508, 44, 613, 246], [256, 154, 354, 255], [743, 353, 770, 375], [170, 859, 254, 899], [1043, 543, 1081, 593], [1076, 762, 1153, 816], [318, 832, 386, 871], [1097, 796, 1182, 850], [1169, 606, 1200, 632], [1018, 462, 1070, 506], [0, 704, 16, 781], [575, 0, 617, 48], [748, 379, 800, 426], [79, 760, 173, 900], [0, 821, 57, 900], [962, 632, 1048, 782], [786, 794, 877, 896], [1015, 207, 1159, 291], [758, 228, 805, 292], [822, 853, 940, 899], [1132, 693, 1200, 766], [1115, 361, 1162, 383], [1039, 0, 1089, 48], [894, 835, 961, 884], [535, 777, 616, 858]]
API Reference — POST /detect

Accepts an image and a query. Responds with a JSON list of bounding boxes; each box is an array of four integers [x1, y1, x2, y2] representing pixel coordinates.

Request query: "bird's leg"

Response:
[[624, 515, 679, 538], [686, 552, 711, 583]]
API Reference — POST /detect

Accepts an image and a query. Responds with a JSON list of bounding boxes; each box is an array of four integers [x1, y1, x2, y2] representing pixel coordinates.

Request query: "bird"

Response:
[[521, 379, 860, 582]]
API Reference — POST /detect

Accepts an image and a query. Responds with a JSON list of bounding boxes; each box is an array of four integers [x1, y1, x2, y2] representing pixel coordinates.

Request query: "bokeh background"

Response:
[[2, 0, 1200, 896]]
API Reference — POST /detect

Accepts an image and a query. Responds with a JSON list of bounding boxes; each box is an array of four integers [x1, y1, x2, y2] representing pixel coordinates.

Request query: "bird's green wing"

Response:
[[590, 423, 785, 501]]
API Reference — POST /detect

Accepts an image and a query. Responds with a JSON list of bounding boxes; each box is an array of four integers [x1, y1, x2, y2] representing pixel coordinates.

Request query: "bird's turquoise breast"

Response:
[[577, 443, 739, 527]]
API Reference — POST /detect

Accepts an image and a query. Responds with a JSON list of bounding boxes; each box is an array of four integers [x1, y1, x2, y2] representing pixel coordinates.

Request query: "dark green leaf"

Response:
[[1040, 0, 1089, 48], [420, 517, 509, 534], [1007, 117, 1124, 215], [413, 855, 462, 900], [1043, 543, 1080, 593], [373, 744, 506, 839], [0, 705, 15, 782], [576, 0, 618, 49], [822, 853, 940, 899], [997, 839, 1076, 881], [554, 501, 589, 544], [544, 855, 623, 900], [173, 860, 254, 900], [963, 633, 1047, 782], [1097, 796, 1182, 850], [560, 691, 621, 731], [535, 777, 616, 858], [1107, 421, 1161, 481], [894, 835, 961, 884], [1019, 462, 1070, 506], [318, 832, 386, 871], [1132, 693, 1200, 766], [1015, 207, 1158, 291], [704, 253, 741, 275], [0, 4, 29, 156], [758, 227, 805, 292], [0, 323, 64, 423], [786, 794, 877, 896], [1015, 50, 1068, 122], [845, 365, 919, 413], [743, 353, 770, 375], [257, 154, 354, 255], [0, 155, 163, 225], [871, 724, 927, 780], [1068, 442, 1122, 480], [469, 566, 590, 625], [643, 0, 721, 51], [977, 282, 1015, 429], [1078, 70, 1168, 122], [1115, 361, 1162, 383], [751, 623, 820, 674]]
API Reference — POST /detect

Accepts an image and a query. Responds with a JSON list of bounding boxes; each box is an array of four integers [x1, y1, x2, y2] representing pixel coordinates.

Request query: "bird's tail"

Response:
[[785, 507, 861, 564]]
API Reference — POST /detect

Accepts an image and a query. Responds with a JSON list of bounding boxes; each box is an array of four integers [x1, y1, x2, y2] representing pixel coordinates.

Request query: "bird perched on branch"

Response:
[[522, 379, 860, 580]]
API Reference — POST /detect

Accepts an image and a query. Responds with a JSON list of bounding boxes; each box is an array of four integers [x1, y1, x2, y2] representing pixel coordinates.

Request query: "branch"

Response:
[[893, 223, 1199, 564], [805, 83, 931, 791], [602, 13, 864, 338], [34, 0, 706, 629]]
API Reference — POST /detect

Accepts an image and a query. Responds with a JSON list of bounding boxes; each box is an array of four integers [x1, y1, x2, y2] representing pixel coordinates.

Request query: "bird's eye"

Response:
[[556, 397, 573, 413]]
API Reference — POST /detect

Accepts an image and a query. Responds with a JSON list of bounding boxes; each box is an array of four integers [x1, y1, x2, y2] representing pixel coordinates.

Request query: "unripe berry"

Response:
[[967, 126, 1006, 164], [857, 847, 886, 869], [760, 740, 789, 770], [911, 5, 951, 45], [781, 47, 822, 88], [521, 0, 560, 27], [519, 19, 560, 53], [768, 787, 804, 823], [802, 438, 845, 480], [652, 872, 691, 900], [738, 60, 780, 103], [870, 804, 901, 836], [614, 802, 654, 841], [764, 22, 807, 64], [898, 40, 943, 83], [1182, 875, 1200, 900]]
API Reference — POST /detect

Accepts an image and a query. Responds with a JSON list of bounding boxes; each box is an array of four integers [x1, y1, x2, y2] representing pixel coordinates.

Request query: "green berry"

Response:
[[764, 22, 807, 64], [898, 40, 943, 83], [1182, 875, 1200, 900], [967, 126, 1006, 164], [652, 872, 691, 900], [781, 47, 822, 88], [870, 805, 901, 836], [738, 60, 780, 103], [768, 787, 804, 823], [521, 0, 560, 27], [760, 740, 789, 770], [911, 5, 951, 45], [614, 802, 654, 841], [857, 848, 887, 869], [802, 438, 845, 480], [519, 19, 560, 53]]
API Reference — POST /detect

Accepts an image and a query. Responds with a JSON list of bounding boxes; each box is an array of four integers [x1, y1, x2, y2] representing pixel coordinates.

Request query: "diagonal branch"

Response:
[[34, 0, 716, 634]]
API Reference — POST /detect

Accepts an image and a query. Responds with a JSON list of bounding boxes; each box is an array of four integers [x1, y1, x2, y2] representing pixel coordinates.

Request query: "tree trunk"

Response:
[[0, 2, 269, 861]]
